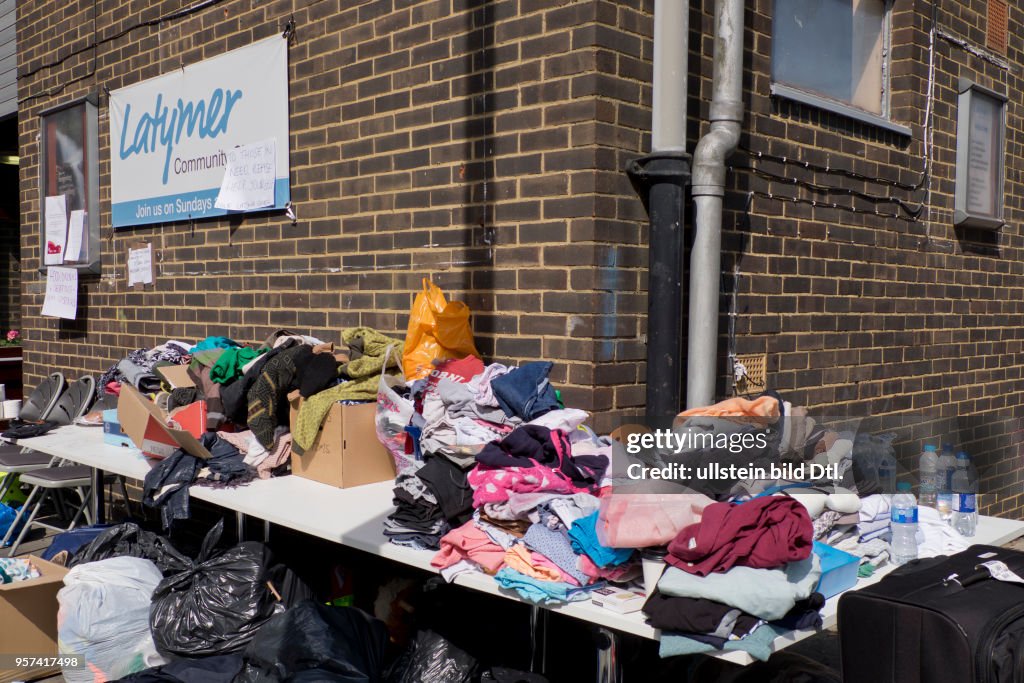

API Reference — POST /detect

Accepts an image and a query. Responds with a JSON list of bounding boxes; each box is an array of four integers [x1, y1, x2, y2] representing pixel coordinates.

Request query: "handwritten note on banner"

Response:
[[128, 243, 154, 287], [44, 195, 68, 265], [214, 139, 277, 211], [41, 266, 78, 320]]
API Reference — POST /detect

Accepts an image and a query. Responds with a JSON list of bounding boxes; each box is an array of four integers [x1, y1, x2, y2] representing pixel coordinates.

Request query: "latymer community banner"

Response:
[[109, 36, 290, 228]]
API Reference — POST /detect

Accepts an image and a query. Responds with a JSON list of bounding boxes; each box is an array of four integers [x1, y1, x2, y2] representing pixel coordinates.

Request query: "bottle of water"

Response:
[[952, 452, 977, 537], [918, 444, 938, 507], [891, 481, 919, 565], [878, 451, 897, 497], [936, 443, 957, 520]]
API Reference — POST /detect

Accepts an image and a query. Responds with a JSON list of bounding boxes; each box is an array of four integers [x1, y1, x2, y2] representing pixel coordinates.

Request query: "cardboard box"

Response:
[[288, 392, 395, 488], [117, 384, 210, 460], [0, 556, 68, 682], [102, 408, 134, 448], [155, 364, 196, 389]]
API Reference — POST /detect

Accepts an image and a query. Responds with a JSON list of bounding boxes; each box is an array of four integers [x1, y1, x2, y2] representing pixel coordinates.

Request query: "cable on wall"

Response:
[[731, 164, 924, 218], [18, 0, 231, 104]]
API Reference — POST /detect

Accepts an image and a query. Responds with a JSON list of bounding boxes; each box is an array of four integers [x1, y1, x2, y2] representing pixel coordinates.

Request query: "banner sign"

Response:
[[109, 37, 290, 228]]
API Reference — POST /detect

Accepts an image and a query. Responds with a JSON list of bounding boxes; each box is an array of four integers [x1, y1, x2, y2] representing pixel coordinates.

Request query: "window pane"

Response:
[[772, 0, 885, 114]]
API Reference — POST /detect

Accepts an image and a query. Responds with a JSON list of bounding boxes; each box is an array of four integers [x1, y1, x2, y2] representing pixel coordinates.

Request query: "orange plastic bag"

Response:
[[403, 279, 480, 380]]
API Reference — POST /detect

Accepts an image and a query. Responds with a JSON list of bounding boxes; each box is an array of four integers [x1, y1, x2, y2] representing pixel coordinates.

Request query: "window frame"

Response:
[[768, 0, 911, 136], [37, 94, 101, 274]]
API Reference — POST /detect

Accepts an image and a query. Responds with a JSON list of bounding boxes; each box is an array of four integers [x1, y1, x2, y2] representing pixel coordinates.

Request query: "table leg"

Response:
[[236, 511, 245, 541], [595, 627, 620, 683], [264, 519, 271, 543], [92, 468, 106, 525], [529, 605, 548, 673]]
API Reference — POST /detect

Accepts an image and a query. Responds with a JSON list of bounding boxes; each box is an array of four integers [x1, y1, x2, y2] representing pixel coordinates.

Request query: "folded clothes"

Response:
[[858, 494, 890, 523], [578, 554, 642, 584], [597, 493, 713, 548], [432, 521, 506, 574], [659, 623, 783, 661], [667, 497, 813, 575], [657, 555, 822, 621], [490, 361, 560, 420], [493, 568, 592, 605], [503, 544, 562, 582], [417, 455, 474, 526], [770, 593, 824, 631], [643, 590, 761, 638], [568, 511, 634, 568], [677, 395, 780, 420], [469, 463, 579, 507], [523, 523, 589, 584], [475, 425, 608, 488]]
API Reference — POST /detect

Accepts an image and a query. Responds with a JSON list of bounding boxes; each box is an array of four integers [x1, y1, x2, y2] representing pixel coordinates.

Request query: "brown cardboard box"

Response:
[[0, 556, 68, 683], [288, 392, 396, 488], [117, 384, 211, 460]]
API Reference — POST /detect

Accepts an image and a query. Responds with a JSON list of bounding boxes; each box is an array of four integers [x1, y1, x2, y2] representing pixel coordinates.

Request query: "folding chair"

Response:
[[2, 377, 128, 556], [0, 372, 67, 503]]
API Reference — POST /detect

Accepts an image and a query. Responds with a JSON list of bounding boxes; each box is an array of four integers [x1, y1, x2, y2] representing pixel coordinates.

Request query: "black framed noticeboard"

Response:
[[38, 95, 101, 273]]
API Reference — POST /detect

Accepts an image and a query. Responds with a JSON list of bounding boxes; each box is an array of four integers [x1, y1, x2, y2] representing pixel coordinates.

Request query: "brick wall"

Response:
[[17, 0, 654, 434], [16, 0, 1024, 514], [722, 0, 1024, 513]]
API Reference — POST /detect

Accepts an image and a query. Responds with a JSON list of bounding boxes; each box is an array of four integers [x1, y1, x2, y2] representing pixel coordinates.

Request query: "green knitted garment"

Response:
[[292, 328, 404, 454]]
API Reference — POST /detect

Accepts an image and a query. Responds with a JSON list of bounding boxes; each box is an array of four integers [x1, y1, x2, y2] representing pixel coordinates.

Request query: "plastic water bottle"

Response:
[[936, 443, 957, 520], [891, 481, 919, 565], [878, 451, 897, 497], [952, 451, 977, 537], [918, 444, 938, 507]]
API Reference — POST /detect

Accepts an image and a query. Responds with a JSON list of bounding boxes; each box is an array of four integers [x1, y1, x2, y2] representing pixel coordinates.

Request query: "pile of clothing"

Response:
[[644, 496, 823, 661], [99, 341, 192, 395], [383, 357, 633, 604], [0, 557, 42, 583]]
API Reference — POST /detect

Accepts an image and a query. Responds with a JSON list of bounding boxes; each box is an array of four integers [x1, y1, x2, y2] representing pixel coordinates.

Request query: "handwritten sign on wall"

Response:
[[214, 139, 277, 211], [41, 266, 78, 319]]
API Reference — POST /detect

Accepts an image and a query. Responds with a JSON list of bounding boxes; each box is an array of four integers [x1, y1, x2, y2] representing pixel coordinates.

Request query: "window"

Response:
[[771, 0, 894, 123], [954, 81, 1006, 229], [39, 96, 101, 273]]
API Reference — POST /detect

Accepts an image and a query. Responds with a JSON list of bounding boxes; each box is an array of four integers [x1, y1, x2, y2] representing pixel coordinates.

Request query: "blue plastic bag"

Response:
[[0, 502, 26, 547]]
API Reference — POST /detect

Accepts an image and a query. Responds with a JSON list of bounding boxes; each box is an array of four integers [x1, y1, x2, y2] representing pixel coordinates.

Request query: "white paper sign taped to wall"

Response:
[[65, 209, 86, 262], [214, 139, 277, 211], [44, 195, 68, 265], [41, 266, 78, 319], [127, 243, 154, 287]]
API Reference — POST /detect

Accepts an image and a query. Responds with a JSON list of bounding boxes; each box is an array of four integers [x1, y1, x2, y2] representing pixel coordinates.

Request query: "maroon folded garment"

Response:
[[666, 497, 813, 575]]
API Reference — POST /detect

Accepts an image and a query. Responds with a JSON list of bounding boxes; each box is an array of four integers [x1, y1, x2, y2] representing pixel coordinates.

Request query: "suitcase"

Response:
[[839, 545, 1024, 683]]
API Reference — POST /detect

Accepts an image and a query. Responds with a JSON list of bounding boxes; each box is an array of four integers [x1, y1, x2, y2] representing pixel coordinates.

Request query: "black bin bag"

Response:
[[149, 520, 281, 657], [236, 600, 388, 682], [386, 630, 478, 683], [69, 522, 191, 575]]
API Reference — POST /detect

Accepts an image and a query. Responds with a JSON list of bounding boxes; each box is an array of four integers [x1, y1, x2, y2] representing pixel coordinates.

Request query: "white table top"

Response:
[[16, 425, 1024, 665]]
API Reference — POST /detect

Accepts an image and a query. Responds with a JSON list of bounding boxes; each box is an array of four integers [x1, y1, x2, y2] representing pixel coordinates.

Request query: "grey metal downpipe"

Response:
[[687, 0, 744, 409], [626, 0, 691, 426]]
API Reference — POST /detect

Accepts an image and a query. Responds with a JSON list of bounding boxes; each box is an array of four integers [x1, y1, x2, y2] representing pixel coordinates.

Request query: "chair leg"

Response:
[[9, 489, 49, 557], [0, 472, 13, 502], [1, 484, 40, 551], [118, 477, 131, 519], [53, 487, 70, 521], [70, 488, 91, 529]]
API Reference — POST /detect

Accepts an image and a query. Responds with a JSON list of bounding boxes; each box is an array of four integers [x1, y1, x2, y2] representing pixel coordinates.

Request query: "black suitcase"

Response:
[[839, 545, 1024, 683]]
